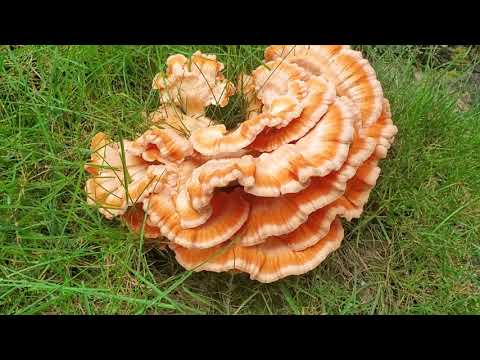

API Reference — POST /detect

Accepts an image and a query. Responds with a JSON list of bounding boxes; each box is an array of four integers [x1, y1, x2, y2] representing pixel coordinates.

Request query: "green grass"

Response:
[[1, 45, 479, 315]]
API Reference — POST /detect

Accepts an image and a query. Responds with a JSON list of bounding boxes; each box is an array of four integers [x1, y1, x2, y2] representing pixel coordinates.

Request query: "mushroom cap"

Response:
[[335, 155, 381, 221], [152, 51, 235, 116], [253, 218, 344, 283], [147, 104, 212, 135], [251, 58, 309, 125], [171, 217, 344, 283], [236, 170, 351, 247], [179, 155, 255, 213], [85, 132, 177, 219], [278, 202, 344, 251], [328, 49, 384, 127], [84, 132, 145, 175], [264, 45, 350, 63], [363, 99, 398, 158], [249, 76, 336, 152], [146, 188, 250, 249], [188, 59, 311, 156], [245, 96, 355, 197], [336, 99, 398, 221], [265, 46, 383, 128], [85, 163, 176, 220], [124, 126, 193, 164], [84, 132, 113, 175], [175, 186, 213, 229], [122, 203, 162, 239]]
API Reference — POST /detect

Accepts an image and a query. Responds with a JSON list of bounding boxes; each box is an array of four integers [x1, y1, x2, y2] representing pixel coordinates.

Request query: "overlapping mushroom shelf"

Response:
[[85, 46, 398, 283]]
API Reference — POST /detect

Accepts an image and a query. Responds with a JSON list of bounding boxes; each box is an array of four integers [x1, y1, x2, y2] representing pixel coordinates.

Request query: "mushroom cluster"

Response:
[[85, 46, 397, 283]]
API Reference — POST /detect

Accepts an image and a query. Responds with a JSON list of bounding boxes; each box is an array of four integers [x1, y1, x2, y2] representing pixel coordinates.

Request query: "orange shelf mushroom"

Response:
[[85, 45, 397, 283], [152, 51, 235, 117]]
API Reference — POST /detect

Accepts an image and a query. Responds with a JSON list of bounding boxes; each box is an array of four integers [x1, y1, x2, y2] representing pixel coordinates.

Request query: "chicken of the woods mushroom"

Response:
[[85, 46, 397, 283]]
